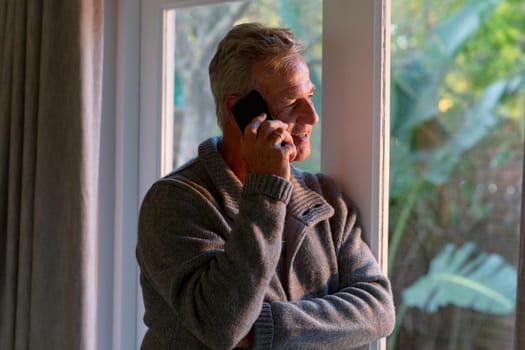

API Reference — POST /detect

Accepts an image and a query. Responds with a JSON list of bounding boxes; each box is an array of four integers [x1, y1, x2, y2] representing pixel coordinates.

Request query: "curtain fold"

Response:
[[0, 1, 103, 349]]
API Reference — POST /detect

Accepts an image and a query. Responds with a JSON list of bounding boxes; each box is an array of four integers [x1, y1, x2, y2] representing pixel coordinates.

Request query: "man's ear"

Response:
[[225, 95, 240, 113], [224, 95, 240, 124], [222, 95, 243, 136]]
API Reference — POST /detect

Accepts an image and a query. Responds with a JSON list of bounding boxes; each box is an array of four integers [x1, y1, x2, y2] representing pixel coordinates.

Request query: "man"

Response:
[[137, 23, 395, 349]]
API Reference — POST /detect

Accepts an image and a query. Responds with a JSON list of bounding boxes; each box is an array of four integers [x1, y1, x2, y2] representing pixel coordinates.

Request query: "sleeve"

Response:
[[251, 192, 396, 350], [136, 173, 293, 350]]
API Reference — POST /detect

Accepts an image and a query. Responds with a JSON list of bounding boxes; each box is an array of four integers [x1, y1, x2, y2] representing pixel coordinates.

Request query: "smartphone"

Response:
[[231, 90, 273, 134]]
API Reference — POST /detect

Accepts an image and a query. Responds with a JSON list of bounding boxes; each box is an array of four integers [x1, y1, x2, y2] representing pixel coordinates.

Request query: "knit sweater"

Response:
[[136, 137, 395, 350]]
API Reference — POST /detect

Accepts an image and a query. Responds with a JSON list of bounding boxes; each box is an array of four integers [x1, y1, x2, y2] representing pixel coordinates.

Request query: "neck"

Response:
[[219, 129, 247, 183]]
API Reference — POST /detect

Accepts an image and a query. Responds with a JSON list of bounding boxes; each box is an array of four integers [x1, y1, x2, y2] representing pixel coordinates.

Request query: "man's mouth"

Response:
[[292, 132, 309, 143]]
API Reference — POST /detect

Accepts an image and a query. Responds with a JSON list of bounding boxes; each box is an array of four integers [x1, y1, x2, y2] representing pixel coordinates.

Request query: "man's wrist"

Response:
[[242, 173, 293, 203]]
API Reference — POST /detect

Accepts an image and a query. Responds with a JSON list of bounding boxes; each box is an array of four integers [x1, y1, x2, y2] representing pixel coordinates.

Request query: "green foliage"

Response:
[[391, 0, 503, 144], [458, 0, 525, 86], [402, 242, 517, 315], [389, 0, 516, 271], [389, 0, 525, 240], [423, 74, 525, 184], [433, 0, 502, 55], [388, 0, 524, 346]]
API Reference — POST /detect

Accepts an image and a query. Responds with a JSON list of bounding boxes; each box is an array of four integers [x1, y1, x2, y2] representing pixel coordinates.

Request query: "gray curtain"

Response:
[[0, 1, 103, 349]]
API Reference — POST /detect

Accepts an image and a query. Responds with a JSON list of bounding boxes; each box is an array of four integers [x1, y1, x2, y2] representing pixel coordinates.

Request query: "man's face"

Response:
[[253, 55, 319, 162]]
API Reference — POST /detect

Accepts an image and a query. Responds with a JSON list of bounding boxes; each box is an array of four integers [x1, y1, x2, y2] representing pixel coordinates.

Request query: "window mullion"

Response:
[[515, 145, 525, 348], [321, 1, 390, 349]]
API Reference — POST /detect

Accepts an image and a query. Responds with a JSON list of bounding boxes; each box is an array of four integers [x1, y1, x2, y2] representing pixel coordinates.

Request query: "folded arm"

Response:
[[251, 189, 395, 350], [137, 173, 293, 349]]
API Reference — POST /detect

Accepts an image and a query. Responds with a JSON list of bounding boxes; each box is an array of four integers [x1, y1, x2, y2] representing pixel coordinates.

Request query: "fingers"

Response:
[[243, 114, 266, 138], [244, 114, 289, 141], [277, 130, 297, 162], [240, 114, 295, 179], [272, 128, 286, 144], [272, 127, 295, 156]]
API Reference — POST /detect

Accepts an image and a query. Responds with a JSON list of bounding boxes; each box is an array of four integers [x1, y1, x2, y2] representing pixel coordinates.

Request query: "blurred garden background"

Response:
[[167, 0, 525, 348]]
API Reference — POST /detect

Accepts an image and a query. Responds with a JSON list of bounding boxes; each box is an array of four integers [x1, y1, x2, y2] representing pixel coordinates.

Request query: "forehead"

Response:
[[253, 55, 312, 95]]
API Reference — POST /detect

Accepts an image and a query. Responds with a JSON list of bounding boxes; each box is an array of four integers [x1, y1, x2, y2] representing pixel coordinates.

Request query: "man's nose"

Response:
[[297, 99, 319, 125]]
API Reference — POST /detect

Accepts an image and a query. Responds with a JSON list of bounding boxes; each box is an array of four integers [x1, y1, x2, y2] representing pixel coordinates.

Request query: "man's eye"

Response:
[[282, 101, 297, 110]]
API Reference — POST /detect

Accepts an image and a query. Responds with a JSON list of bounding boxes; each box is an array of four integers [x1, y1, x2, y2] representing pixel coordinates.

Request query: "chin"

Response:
[[292, 148, 310, 162]]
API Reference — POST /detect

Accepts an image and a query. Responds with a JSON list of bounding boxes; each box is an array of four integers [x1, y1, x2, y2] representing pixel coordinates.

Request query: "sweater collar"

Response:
[[198, 136, 242, 219], [198, 137, 334, 224], [288, 168, 335, 226]]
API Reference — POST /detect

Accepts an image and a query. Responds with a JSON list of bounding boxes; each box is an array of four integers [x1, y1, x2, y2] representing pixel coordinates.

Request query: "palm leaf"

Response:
[[391, 0, 503, 137], [402, 242, 517, 315], [434, 0, 503, 55], [423, 74, 525, 184]]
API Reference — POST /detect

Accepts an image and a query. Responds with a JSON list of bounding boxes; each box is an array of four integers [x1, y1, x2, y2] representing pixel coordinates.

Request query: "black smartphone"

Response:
[[231, 90, 273, 134]]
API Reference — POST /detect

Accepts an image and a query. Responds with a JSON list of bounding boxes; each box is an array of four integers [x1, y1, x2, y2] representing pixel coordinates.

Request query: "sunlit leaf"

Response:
[[423, 75, 525, 184], [392, 0, 504, 138], [402, 242, 517, 315], [434, 0, 503, 55]]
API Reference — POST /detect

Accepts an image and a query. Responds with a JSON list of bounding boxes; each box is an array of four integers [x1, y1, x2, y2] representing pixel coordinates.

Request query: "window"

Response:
[[388, 1, 525, 349]]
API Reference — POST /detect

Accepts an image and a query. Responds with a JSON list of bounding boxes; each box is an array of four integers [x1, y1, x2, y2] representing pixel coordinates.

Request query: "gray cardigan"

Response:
[[136, 137, 395, 350]]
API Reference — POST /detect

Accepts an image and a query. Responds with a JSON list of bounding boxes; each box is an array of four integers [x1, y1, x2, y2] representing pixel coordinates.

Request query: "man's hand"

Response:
[[240, 115, 297, 180]]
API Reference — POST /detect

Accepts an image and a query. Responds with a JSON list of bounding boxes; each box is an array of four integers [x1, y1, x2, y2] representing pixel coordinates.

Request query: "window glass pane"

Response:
[[389, 0, 525, 349], [165, 0, 322, 174]]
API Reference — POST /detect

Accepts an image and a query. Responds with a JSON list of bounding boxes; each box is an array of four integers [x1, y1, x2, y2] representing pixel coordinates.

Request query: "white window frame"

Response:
[[323, 0, 390, 283], [98, 0, 143, 349], [99, 0, 524, 349], [322, 2, 390, 348]]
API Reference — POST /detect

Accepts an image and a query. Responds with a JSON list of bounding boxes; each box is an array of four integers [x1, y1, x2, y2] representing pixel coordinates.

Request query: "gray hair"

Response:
[[209, 23, 305, 128]]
